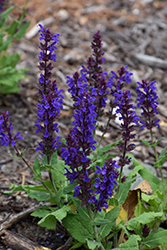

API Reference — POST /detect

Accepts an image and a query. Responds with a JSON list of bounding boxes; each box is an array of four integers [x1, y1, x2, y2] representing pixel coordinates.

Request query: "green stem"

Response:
[[49, 170, 57, 194], [86, 205, 105, 250], [47, 154, 57, 195], [14, 146, 54, 196], [150, 129, 164, 182]]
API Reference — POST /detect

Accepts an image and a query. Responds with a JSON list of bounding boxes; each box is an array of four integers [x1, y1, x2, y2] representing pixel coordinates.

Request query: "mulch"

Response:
[[1, 0, 167, 249]]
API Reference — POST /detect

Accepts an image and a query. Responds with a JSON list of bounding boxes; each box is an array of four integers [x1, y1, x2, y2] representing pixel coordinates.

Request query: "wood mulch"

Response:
[[1, 0, 167, 249]]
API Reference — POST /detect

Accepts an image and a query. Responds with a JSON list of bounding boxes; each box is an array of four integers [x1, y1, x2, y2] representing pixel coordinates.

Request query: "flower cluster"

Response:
[[61, 79, 97, 206], [0, 111, 22, 146], [81, 31, 109, 117], [0, 0, 9, 12], [93, 159, 119, 211], [35, 24, 64, 156], [108, 65, 133, 94], [136, 79, 160, 130], [114, 89, 139, 170]]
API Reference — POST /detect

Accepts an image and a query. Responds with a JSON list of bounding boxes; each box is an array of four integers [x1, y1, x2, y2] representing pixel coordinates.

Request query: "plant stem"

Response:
[[14, 146, 55, 196], [86, 204, 105, 250], [150, 129, 164, 182]]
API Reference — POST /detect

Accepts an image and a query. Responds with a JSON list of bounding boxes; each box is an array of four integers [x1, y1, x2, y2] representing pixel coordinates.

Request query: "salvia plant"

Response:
[[1, 24, 167, 250], [0, 0, 30, 94]]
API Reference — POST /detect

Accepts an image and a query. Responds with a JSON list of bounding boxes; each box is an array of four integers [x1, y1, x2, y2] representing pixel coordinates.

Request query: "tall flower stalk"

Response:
[[136, 79, 162, 180], [114, 89, 140, 184], [36, 24, 64, 159], [35, 24, 64, 194]]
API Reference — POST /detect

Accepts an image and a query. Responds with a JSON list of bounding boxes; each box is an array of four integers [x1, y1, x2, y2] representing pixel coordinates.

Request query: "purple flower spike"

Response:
[[61, 75, 98, 207], [114, 89, 139, 169], [136, 79, 160, 130], [93, 159, 119, 211], [35, 24, 64, 156], [0, 111, 22, 147]]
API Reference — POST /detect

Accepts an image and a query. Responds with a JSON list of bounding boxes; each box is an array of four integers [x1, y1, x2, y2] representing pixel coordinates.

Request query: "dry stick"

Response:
[[0, 205, 39, 234]]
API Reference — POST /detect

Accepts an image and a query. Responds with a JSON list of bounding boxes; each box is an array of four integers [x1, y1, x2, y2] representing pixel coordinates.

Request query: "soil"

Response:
[[1, 0, 167, 249]]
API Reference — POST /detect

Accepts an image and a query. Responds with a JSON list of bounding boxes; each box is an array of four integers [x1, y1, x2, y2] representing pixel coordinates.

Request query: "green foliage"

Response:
[[0, 2, 30, 94], [113, 235, 141, 250], [62, 213, 94, 243], [141, 230, 167, 249]]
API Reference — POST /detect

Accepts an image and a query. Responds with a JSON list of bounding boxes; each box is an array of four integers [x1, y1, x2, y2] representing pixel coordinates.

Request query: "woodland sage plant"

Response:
[[1, 25, 167, 250]]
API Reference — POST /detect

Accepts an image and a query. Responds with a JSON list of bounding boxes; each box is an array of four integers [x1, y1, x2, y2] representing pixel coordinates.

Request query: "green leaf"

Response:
[[62, 214, 94, 243], [0, 54, 21, 69], [141, 138, 161, 147], [28, 190, 51, 201], [38, 214, 57, 230], [0, 67, 27, 94], [63, 182, 75, 194], [154, 147, 167, 168], [128, 154, 162, 192], [118, 176, 133, 204], [97, 139, 122, 155], [159, 243, 167, 250], [96, 206, 120, 240], [33, 157, 41, 180], [108, 197, 119, 207], [127, 211, 164, 231], [0, 6, 15, 18], [113, 235, 141, 250], [31, 209, 51, 218], [4, 184, 26, 194], [69, 242, 83, 249], [52, 206, 71, 221], [51, 157, 67, 189], [38, 206, 70, 230], [6, 20, 19, 35], [142, 230, 167, 249], [78, 206, 90, 222], [86, 239, 101, 250], [14, 21, 30, 39]]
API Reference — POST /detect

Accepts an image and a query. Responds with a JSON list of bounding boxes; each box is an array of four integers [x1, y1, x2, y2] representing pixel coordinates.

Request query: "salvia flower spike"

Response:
[[35, 24, 64, 157], [0, 111, 22, 147], [136, 79, 160, 130]]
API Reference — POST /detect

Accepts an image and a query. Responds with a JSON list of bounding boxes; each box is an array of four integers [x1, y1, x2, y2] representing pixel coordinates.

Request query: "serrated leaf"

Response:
[[28, 190, 51, 201], [142, 230, 167, 249], [127, 211, 164, 231], [78, 206, 90, 222], [96, 206, 120, 240], [86, 239, 101, 250], [63, 182, 75, 194], [31, 209, 51, 218], [38, 214, 57, 230], [51, 158, 67, 189], [37, 206, 70, 230], [51, 206, 71, 221], [114, 235, 141, 250], [62, 214, 94, 243]]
